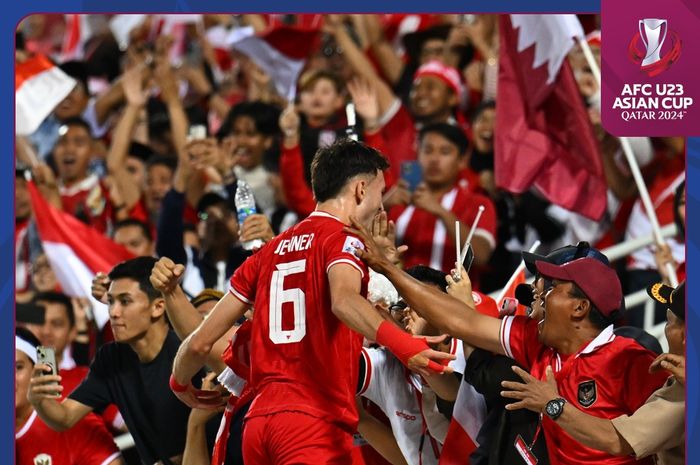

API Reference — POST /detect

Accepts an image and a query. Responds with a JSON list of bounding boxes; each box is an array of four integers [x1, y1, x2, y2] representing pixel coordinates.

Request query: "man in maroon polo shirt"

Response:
[[347, 226, 667, 465]]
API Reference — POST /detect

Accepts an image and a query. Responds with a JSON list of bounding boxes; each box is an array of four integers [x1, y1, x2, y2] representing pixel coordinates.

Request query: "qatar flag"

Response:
[[16, 54, 76, 135], [496, 15, 607, 220], [28, 182, 134, 328]]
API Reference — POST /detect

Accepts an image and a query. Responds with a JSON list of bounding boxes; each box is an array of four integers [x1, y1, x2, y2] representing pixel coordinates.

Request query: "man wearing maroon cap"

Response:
[[346, 224, 668, 465], [501, 281, 685, 465]]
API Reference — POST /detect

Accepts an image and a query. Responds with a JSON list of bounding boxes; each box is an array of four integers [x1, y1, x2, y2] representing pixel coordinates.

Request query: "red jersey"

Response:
[[16, 411, 120, 465], [390, 185, 497, 273], [230, 211, 370, 432], [499, 316, 667, 465], [59, 175, 114, 235]]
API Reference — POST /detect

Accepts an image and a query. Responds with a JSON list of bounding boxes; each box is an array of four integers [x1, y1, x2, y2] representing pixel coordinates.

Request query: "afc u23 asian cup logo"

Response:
[[628, 18, 682, 77]]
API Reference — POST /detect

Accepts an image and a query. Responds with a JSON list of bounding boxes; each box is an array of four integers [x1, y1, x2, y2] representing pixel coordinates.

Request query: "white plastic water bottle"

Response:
[[235, 180, 264, 250]]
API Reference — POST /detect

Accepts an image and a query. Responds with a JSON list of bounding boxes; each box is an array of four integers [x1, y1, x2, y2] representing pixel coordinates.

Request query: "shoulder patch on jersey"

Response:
[[342, 236, 365, 255], [577, 380, 597, 407], [471, 292, 482, 305]]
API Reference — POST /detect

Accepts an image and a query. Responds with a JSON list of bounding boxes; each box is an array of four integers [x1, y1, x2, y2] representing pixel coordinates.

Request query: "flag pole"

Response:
[[578, 38, 678, 286], [495, 240, 541, 306]]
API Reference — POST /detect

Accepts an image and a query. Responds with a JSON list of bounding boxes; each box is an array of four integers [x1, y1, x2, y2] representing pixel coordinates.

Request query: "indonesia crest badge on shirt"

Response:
[[578, 380, 597, 407]]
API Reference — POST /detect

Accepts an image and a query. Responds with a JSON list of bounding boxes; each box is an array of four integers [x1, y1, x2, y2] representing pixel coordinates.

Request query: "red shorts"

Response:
[[243, 411, 354, 465]]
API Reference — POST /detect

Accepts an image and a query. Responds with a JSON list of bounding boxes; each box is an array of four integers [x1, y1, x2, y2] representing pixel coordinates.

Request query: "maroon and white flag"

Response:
[[496, 14, 607, 220]]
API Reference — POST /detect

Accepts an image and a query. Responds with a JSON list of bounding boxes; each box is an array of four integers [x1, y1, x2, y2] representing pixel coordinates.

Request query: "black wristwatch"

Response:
[[544, 398, 566, 420]]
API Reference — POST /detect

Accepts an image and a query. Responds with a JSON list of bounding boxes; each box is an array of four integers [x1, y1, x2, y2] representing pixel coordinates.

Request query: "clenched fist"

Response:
[[150, 257, 186, 295]]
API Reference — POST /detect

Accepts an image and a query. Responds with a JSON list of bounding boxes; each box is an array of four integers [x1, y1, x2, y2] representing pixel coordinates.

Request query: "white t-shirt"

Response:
[[358, 339, 479, 465]]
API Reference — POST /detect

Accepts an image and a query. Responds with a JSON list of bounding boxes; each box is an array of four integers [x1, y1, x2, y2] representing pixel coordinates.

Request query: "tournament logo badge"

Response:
[[628, 18, 682, 76], [33, 454, 53, 465], [577, 380, 597, 407]]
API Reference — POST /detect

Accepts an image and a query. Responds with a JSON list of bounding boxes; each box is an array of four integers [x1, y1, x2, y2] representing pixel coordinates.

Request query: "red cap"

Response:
[[414, 60, 463, 99], [535, 257, 622, 317]]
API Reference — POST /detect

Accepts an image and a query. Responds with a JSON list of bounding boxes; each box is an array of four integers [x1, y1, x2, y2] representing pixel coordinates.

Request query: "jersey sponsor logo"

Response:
[[578, 380, 597, 407], [342, 236, 365, 255], [33, 454, 52, 465], [395, 410, 417, 421], [274, 233, 315, 256], [472, 292, 482, 305]]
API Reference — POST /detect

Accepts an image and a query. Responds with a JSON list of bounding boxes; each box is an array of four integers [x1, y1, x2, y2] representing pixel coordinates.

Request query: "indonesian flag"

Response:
[[28, 182, 134, 328], [228, 24, 321, 100], [439, 376, 486, 465], [495, 15, 607, 220], [16, 54, 77, 135]]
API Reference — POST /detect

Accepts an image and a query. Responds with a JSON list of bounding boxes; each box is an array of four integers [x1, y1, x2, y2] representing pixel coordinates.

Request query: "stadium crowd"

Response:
[[15, 13, 686, 465]]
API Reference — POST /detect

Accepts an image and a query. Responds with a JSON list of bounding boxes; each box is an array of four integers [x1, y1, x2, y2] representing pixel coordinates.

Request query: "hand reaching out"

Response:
[[347, 77, 380, 130], [369, 212, 407, 266]]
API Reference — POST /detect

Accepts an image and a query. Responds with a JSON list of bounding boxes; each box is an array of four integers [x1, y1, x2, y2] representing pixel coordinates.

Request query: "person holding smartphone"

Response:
[[386, 122, 497, 277], [16, 328, 122, 465]]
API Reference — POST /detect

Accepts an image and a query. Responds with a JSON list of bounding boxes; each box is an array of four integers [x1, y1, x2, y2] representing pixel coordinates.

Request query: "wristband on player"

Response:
[[169, 374, 189, 393], [375, 321, 446, 373]]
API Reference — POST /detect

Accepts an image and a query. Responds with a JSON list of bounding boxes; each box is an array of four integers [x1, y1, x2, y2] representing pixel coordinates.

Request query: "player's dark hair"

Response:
[[113, 219, 153, 242], [419, 122, 469, 156], [108, 256, 160, 302], [569, 283, 620, 330], [405, 265, 448, 293], [311, 139, 389, 202], [35, 291, 75, 328]]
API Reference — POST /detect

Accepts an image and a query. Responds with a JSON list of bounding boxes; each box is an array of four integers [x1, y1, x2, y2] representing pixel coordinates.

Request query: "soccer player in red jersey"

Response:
[[170, 139, 454, 465]]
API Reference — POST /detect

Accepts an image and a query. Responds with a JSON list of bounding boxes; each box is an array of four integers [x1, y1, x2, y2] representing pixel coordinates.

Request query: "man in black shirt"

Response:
[[29, 256, 208, 465]]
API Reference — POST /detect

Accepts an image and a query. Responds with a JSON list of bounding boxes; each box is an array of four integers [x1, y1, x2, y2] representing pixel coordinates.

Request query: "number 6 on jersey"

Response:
[[269, 259, 307, 344]]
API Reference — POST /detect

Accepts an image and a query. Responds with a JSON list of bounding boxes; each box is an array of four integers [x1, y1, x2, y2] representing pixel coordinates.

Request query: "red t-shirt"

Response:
[[389, 185, 497, 273], [499, 316, 667, 465], [60, 175, 114, 235], [16, 411, 120, 465], [230, 211, 369, 432]]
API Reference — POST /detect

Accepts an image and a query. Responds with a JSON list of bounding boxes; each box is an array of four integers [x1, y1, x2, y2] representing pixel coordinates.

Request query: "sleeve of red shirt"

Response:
[[323, 232, 370, 279], [68, 413, 120, 465], [279, 142, 317, 217], [229, 252, 262, 305], [499, 315, 541, 370]]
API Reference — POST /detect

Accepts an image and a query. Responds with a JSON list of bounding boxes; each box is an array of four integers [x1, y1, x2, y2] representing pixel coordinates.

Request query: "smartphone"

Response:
[[460, 243, 474, 273], [400, 161, 423, 192], [188, 124, 207, 141], [36, 346, 58, 384]]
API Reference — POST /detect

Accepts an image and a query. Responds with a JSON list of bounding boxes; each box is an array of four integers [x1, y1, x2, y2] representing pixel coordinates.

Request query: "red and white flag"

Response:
[[16, 54, 77, 135], [28, 182, 134, 328], [228, 24, 320, 100], [439, 379, 486, 465], [495, 14, 607, 220], [60, 14, 94, 62]]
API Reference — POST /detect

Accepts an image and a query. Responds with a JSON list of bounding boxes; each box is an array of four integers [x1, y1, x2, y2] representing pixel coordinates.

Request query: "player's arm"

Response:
[[28, 364, 93, 431], [172, 292, 248, 387], [329, 264, 455, 378]]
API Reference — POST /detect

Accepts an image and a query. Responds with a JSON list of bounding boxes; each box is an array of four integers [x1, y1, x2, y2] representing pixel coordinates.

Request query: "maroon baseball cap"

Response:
[[534, 257, 622, 317]]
